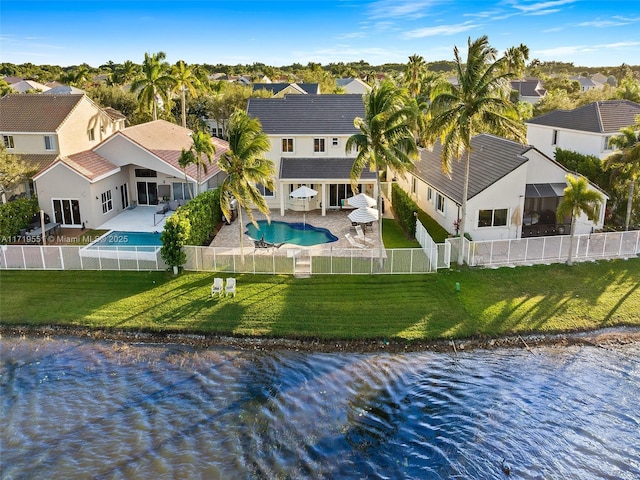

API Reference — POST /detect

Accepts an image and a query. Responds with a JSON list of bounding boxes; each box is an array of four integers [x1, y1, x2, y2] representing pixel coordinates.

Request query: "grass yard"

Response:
[[1, 258, 639, 342]]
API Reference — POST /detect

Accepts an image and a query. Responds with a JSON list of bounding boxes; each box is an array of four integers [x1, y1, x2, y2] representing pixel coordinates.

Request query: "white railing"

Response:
[[0, 245, 437, 274], [415, 219, 451, 270], [463, 230, 640, 267]]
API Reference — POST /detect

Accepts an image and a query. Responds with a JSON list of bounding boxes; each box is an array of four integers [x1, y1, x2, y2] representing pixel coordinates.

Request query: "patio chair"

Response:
[[211, 277, 224, 298], [169, 200, 179, 211], [225, 277, 237, 297], [355, 225, 375, 245], [345, 233, 366, 249]]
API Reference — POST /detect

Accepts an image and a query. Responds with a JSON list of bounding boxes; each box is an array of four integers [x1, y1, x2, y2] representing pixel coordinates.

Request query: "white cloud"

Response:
[[402, 22, 479, 38], [577, 19, 631, 28], [367, 0, 441, 19], [526, 8, 561, 16], [510, 0, 577, 14]]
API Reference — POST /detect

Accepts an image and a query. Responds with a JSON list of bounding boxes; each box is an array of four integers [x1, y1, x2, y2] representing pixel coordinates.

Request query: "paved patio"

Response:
[[98, 206, 173, 232]]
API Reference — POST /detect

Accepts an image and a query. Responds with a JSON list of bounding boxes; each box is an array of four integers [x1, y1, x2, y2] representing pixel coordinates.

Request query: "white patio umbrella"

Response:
[[346, 192, 377, 209], [290, 185, 318, 227], [348, 206, 379, 225]]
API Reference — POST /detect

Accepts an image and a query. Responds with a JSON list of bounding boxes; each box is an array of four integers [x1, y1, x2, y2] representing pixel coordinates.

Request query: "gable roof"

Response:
[[43, 85, 85, 95], [414, 134, 531, 204], [109, 120, 228, 182], [526, 100, 640, 133], [510, 79, 546, 97], [33, 150, 119, 182], [247, 94, 364, 135], [0, 94, 85, 132], [9, 80, 50, 93]]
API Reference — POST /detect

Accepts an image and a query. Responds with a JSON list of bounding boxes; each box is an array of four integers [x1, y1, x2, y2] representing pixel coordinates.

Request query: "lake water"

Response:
[[1, 337, 639, 479]]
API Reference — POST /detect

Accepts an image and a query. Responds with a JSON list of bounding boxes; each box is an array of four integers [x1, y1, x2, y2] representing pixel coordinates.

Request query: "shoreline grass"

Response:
[[1, 258, 639, 342]]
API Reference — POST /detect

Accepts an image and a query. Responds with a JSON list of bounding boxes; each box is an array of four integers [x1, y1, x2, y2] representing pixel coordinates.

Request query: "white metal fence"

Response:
[[415, 219, 451, 270], [463, 230, 640, 267], [0, 244, 437, 274]]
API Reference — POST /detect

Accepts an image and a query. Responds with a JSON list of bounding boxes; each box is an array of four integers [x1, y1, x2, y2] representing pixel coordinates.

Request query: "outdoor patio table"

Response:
[[24, 222, 62, 244]]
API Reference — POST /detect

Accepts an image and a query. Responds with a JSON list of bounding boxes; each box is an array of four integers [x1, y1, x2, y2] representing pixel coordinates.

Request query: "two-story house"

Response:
[[0, 94, 126, 198], [246, 94, 377, 217], [526, 100, 640, 160]]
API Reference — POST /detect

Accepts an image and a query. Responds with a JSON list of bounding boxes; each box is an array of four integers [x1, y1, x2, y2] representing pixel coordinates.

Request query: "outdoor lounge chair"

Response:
[[355, 225, 375, 245], [211, 277, 224, 298], [345, 233, 366, 249], [225, 277, 237, 297]]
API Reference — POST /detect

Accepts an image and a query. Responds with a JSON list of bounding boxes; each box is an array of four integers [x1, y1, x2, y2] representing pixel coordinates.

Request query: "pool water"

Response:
[[246, 220, 338, 246], [87, 231, 162, 251]]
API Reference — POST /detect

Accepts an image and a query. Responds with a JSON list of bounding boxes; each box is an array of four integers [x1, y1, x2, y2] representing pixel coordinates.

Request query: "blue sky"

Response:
[[1, 0, 639, 68]]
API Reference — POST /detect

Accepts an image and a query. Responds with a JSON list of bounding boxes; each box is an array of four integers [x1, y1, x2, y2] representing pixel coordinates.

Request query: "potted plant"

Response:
[[160, 216, 190, 274]]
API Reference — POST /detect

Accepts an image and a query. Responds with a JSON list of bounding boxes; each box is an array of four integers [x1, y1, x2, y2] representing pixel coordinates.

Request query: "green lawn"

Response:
[[1, 258, 639, 342]]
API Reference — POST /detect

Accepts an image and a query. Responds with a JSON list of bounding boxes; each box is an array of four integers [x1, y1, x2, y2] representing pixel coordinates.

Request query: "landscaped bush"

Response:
[[0, 197, 39, 242], [160, 215, 190, 269], [391, 183, 419, 238], [163, 189, 222, 247]]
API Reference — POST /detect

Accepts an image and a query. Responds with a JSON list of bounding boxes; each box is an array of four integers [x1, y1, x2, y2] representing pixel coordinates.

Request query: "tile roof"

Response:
[[59, 150, 119, 181], [9, 80, 50, 93], [526, 100, 640, 133], [413, 134, 531, 204], [510, 79, 546, 97], [15, 153, 58, 173], [102, 107, 127, 121], [280, 158, 377, 181], [116, 120, 227, 181], [247, 94, 365, 135], [0, 94, 85, 132]]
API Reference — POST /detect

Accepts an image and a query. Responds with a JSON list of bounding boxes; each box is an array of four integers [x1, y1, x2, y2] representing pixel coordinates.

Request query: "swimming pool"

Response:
[[80, 231, 162, 260], [246, 220, 338, 247]]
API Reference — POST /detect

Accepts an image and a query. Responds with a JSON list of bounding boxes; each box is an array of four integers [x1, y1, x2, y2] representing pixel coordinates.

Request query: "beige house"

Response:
[[0, 94, 126, 199], [33, 120, 229, 229]]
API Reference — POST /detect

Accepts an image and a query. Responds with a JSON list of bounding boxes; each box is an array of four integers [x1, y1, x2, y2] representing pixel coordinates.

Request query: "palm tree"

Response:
[[347, 80, 419, 264], [556, 174, 604, 266], [178, 148, 196, 200], [425, 35, 526, 265], [404, 54, 427, 99], [604, 126, 640, 230], [130, 52, 175, 120], [218, 110, 275, 263], [172, 60, 202, 128], [504, 43, 530, 99], [191, 131, 216, 195]]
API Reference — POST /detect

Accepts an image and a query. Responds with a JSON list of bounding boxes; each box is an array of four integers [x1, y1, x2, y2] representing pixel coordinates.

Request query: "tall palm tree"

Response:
[[604, 126, 640, 230], [425, 35, 526, 265], [218, 110, 275, 263], [404, 54, 427, 99], [130, 52, 175, 120], [556, 174, 604, 266], [347, 80, 419, 264], [504, 43, 530, 98], [172, 60, 202, 128], [191, 131, 216, 195], [178, 148, 196, 200]]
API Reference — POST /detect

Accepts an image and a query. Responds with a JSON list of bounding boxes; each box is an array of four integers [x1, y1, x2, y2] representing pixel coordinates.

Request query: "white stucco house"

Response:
[[526, 100, 640, 159], [336, 78, 372, 95], [510, 79, 546, 104], [397, 134, 608, 242], [33, 120, 229, 229], [246, 94, 377, 216]]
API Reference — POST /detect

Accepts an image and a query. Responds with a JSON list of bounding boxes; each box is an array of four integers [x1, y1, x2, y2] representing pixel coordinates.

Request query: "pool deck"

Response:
[[210, 208, 383, 250], [98, 206, 173, 232]]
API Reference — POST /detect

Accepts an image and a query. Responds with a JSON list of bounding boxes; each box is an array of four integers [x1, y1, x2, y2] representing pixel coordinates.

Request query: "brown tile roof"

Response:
[[103, 107, 126, 121], [0, 94, 85, 132], [59, 150, 119, 181], [117, 120, 228, 181], [527, 100, 640, 133]]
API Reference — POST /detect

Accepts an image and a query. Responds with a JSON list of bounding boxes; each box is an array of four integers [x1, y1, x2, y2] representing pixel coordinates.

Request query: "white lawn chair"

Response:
[[355, 225, 375, 245], [345, 233, 366, 249], [225, 277, 237, 297], [211, 277, 224, 298]]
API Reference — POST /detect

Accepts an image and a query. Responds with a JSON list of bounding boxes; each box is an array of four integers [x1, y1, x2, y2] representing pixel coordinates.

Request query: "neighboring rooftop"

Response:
[[247, 94, 365, 135], [526, 100, 640, 133], [510, 79, 546, 97], [413, 134, 531, 204], [0, 94, 85, 132]]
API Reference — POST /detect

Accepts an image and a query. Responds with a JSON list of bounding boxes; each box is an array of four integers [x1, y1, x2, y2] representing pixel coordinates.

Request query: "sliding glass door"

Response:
[[52, 199, 81, 226], [136, 181, 158, 205]]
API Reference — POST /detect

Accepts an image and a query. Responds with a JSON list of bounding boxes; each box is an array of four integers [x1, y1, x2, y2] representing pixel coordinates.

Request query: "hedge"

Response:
[[0, 197, 40, 242]]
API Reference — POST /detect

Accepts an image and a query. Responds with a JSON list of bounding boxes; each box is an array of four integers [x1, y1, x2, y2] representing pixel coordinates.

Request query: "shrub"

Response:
[[391, 183, 419, 238], [160, 215, 190, 268], [0, 197, 39, 242]]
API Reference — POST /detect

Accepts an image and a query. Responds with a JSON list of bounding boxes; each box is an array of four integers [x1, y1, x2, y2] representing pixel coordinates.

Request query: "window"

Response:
[[257, 183, 274, 198], [3, 135, 14, 149], [435, 192, 445, 214], [135, 168, 157, 177], [604, 136, 612, 151], [88, 128, 95, 141], [282, 138, 294, 153], [120, 184, 129, 209], [427, 187, 433, 202], [552, 129, 558, 146], [478, 208, 508, 227], [101, 190, 113, 214], [314, 138, 326, 153], [411, 177, 417, 195], [332, 137, 339, 147], [44, 135, 54, 151]]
